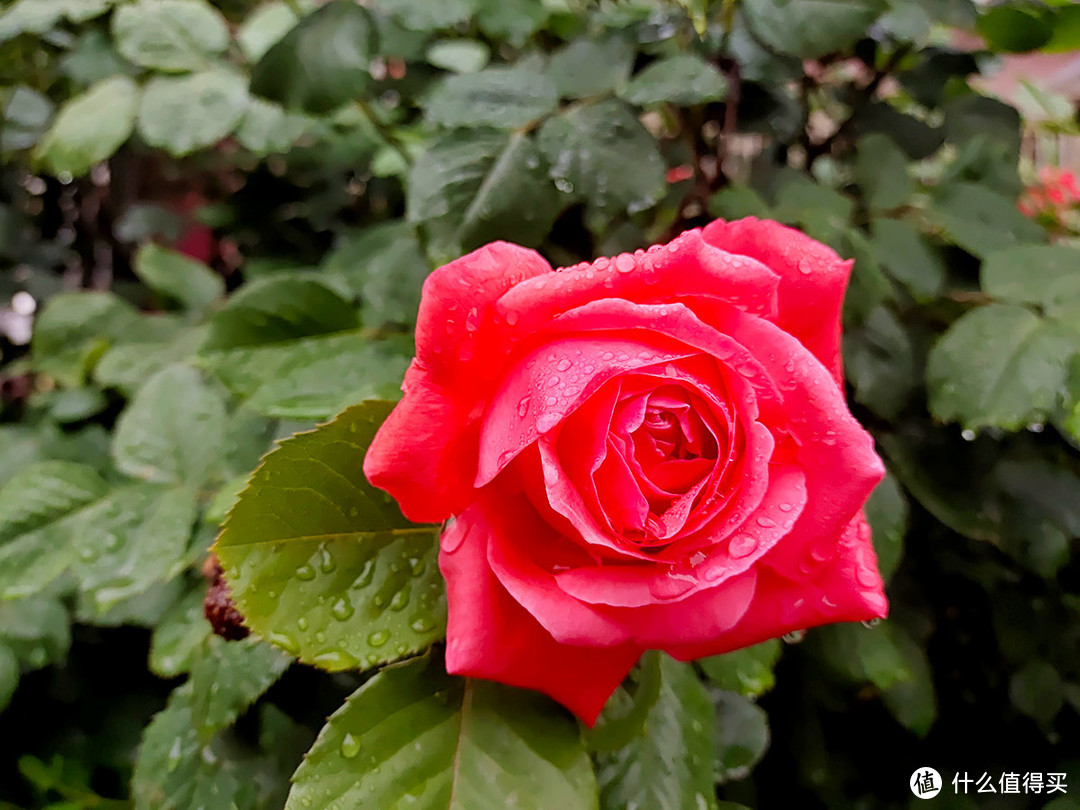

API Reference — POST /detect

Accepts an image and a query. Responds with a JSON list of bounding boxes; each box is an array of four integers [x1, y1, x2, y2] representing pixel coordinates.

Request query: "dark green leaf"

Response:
[[425, 67, 558, 129], [864, 472, 907, 582], [709, 186, 772, 220], [981, 244, 1080, 321], [927, 304, 1080, 431], [408, 129, 561, 260], [976, 4, 1053, 53], [843, 306, 916, 419], [214, 402, 447, 671], [0, 644, 16, 712], [622, 54, 727, 106], [549, 36, 634, 99], [931, 182, 1044, 258], [699, 640, 782, 698], [0, 596, 70, 670], [869, 218, 945, 301], [34, 76, 138, 176], [1009, 660, 1063, 728], [855, 134, 912, 211], [235, 99, 310, 156], [742, 0, 887, 59], [250, 0, 376, 113], [373, 0, 477, 31], [285, 654, 597, 809], [137, 68, 250, 157], [537, 99, 665, 217], [714, 691, 769, 784], [596, 653, 718, 810], [112, 0, 229, 72]]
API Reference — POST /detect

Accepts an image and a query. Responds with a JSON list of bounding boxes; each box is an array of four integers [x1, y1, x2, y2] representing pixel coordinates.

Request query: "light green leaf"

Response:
[[709, 186, 772, 220], [95, 326, 207, 395], [622, 54, 728, 106], [112, 0, 229, 72], [699, 640, 782, 698], [596, 653, 719, 810], [742, 0, 887, 59], [426, 39, 491, 73], [34, 76, 138, 176], [548, 36, 635, 99], [137, 68, 250, 157], [285, 654, 597, 809], [31, 291, 144, 385], [811, 622, 912, 691], [864, 472, 907, 583], [2, 85, 54, 152], [855, 134, 912, 211], [0, 0, 113, 43], [324, 221, 430, 327], [714, 691, 769, 784], [202, 332, 410, 419], [1009, 660, 1063, 729], [931, 182, 1044, 259], [538, 99, 665, 217], [214, 402, 447, 671], [133, 243, 224, 312], [201, 275, 358, 351], [408, 129, 561, 260], [927, 304, 1080, 431], [475, 0, 548, 43], [250, 0, 375, 114], [0, 460, 110, 544], [869, 218, 945, 302], [237, 0, 311, 62], [425, 67, 558, 129], [112, 365, 227, 485], [981, 244, 1080, 321]]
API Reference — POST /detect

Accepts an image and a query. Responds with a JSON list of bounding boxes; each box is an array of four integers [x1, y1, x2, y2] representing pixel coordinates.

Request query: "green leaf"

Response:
[[709, 186, 772, 220], [187, 636, 291, 740], [475, 0, 548, 43], [587, 653, 663, 752], [742, 0, 887, 59], [425, 67, 558, 129], [1009, 660, 1063, 729], [864, 472, 907, 583], [133, 243, 224, 312], [699, 640, 782, 698], [374, 0, 478, 31], [137, 68, 250, 157], [235, 98, 310, 156], [927, 304, 1080, 431], [2, 85, 54, 152], [34, 76, 138, 176], [880, 626, 937, 737], [112, 365, 227, 485], [548, 36, 634, 99], [0, 0, 113, 43], [149, 586, 211, 677], [408, 129, 561, 260], [981, 244, 1080, 321], [843, 306, 916, 419], [112, 0, 229, 72], [537, 99, 665, 217], [285, 654, 597, 809], [214, 402, 447, 671], [1045, 4, 1080, 52], [31, 291, 145, 385], [0, 460, 109, 544], [622, 55, 728, 106], [426, 39, 491, 74], [0, 643, 16, 712], [714, 691, 770, 784], [855, 134, 912, 211], [869, 218, 945, 302], [237, 0, 311, 62], [976, 3, 1053, 53], [201, 275, 359, 351], [811, 622, 912, 691], [132, 684, 254, 810], [930, 182, 1044, 259], [596, 653, 718, 810], [95, 326, 207, 395], [773, 178, 853, 247], [0, 596, 70, 670], [250, 0, 376, 115], [324, 221, 430, 328]]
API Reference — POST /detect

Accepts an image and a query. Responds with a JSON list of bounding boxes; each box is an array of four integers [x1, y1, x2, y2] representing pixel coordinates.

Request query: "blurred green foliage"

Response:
[[1, 0, 1080, 807]]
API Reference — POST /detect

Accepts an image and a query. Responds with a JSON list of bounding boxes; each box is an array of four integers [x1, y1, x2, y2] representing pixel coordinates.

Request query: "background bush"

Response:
[[1, 0, 1080, 807]]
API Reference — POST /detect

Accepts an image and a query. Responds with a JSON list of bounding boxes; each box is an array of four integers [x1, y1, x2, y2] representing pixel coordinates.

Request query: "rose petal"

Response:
[[664, 513, 888, 661], [440, 513, 641, 725], [703, 217, 852, 385]]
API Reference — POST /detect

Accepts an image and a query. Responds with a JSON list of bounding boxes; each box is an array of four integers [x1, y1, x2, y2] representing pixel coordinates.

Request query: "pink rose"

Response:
[[364, 218, 887, 723]]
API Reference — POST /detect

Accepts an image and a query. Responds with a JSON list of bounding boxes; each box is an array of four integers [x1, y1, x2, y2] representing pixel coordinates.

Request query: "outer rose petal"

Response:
[[703, 218, 852, 386], [364, 242, 551, 522], [440, 510, 641, 725], [663, 513, 887, 661]]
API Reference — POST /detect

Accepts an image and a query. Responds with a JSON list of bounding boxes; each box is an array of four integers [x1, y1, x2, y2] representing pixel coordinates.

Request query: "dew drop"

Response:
[[410, 613, 436, 633], [756, 515, 777, 528], [269, 633, 300, 655], [782, 629, 806, 644], [296, 617, 309, 631], [593, 256, 610, 271], [331, 597, 355, 621], [556, 357, 572, 372], [798, 259, 813, 275], [1027, 422, 1045, 433], [351, 557, 376, 589], [505, 309, 520, 326], [367, 630, 390, 647], [312, 649, 359, 670], [389, 585, 411, 611], [961, 429, 976, 442], [778, 502, 793, 513], [615, 253, 636, 273], [862, 618, 882, 629], [517, 396, 530, 417], [296, 564, 316, 581], [728, 534, 757, 559], [340, 733, 361, 759], [318, 547, 337, 573]]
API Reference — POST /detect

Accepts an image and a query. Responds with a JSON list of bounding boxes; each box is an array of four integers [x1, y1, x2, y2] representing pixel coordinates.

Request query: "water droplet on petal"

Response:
[[615, 253, 636, 273], [505, 309, 520, 326], [756, 515, 777, 528], [728, 534, 757, 559], [556, 357, 572, 372], [517, 396, 530, 417]]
